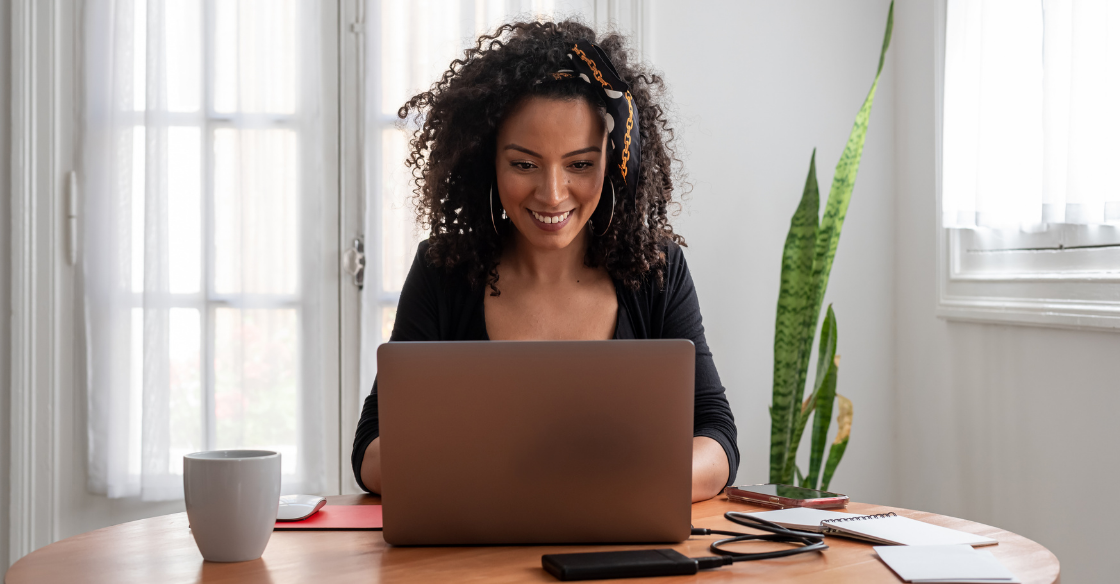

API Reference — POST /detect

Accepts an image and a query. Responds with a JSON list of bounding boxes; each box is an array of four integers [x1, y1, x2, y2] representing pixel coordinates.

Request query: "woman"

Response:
[[353, 20, 738, 502]]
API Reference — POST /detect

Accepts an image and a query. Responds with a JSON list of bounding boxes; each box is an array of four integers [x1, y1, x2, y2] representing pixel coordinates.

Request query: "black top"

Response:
[[351, 241, 740, 492]]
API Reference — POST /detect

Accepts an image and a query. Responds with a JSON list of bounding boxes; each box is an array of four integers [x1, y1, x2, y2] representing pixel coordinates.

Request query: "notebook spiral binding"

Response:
[[820, 512, 897, 525]]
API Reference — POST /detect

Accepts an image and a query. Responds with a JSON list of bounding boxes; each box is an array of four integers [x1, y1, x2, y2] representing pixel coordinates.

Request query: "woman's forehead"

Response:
[[497, 97, 607, 153]]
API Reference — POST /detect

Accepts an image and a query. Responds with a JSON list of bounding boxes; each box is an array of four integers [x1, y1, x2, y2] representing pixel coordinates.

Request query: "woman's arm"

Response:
[[692, 436, 729, 502], [360, 438, 382, 495], [658, 244, 740, 491], [351, 242, 445, 493]]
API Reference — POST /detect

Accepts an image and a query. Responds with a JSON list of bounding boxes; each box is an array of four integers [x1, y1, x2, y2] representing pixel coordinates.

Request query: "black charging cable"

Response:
[[693, 511, 828, 562], [542, 512, 828, 581]]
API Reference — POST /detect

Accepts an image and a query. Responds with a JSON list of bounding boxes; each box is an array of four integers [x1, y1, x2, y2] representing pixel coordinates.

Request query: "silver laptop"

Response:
[[376, 340, 695, 545]]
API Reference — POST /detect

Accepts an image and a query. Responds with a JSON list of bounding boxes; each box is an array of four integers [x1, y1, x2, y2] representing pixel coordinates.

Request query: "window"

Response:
[[937, 0, 1120, 329], [83, 0, 335, 500]]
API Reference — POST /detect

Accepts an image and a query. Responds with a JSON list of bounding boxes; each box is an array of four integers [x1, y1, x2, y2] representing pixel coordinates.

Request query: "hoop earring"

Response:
[[490, 182, 501, 236], [595, 179, 616, 237]]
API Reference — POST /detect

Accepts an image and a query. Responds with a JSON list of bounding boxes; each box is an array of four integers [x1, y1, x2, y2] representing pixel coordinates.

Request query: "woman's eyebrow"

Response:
[[502, 144, 602, 158], [503, 144, 542, 157], [562, 146, 602, 157]]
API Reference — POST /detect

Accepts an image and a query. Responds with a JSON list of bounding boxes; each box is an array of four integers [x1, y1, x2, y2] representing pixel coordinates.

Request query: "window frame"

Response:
[[117, 3, 311, 464], [935, 0, 1120, 331], [112, 0, 340, 490]]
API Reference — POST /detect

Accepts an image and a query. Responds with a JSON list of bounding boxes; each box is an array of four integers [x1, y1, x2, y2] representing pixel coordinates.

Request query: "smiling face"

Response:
[[494, 96, 609, 251]]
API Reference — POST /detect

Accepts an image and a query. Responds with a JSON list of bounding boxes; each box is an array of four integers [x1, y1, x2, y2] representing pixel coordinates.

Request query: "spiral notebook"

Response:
[[821, 512, 997, 547]]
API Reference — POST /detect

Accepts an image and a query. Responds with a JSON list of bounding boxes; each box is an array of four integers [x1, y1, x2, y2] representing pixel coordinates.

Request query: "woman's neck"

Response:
[[502, 227, 591, 284]]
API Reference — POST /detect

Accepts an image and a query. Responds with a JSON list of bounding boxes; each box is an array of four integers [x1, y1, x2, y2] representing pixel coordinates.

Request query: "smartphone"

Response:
[[725, 484, 849, 509]]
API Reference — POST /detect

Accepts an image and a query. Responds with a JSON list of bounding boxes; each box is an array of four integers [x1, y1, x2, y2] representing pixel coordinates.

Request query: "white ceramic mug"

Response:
[[183, 450, 281, 562]]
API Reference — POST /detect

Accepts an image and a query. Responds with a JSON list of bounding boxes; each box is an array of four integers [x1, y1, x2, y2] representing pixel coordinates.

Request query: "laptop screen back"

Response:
[[377, 340, 694, 545]]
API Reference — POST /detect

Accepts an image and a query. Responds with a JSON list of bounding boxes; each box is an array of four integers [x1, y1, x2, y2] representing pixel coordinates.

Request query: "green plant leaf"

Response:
[[805, 307, 839, 490], [809, 0, 894, 323], [783, 302, 837, 482], [821, 394, 853, 491], [770, 0, 892, 487], [795, 465, 806, 488], [769, 151, 820, 483]]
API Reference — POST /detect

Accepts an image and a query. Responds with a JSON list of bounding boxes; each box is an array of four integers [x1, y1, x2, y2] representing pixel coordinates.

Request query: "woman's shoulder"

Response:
[[623, 239, 691, 299], [407, 239, 436, 280], [615, 239, 702, 338], [400, 239, 447, 295], [406, 239, 478, 295], [658, 239, 691, 285], [660, 239, 686, 267], [413, 239, 431, 261]]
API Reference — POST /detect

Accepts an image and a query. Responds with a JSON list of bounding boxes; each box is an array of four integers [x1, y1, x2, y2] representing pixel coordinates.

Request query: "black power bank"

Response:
[[542, 549, 700, 581]]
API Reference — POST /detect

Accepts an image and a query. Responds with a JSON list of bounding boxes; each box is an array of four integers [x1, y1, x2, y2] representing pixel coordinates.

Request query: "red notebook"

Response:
[[274, 505, 383, 531]]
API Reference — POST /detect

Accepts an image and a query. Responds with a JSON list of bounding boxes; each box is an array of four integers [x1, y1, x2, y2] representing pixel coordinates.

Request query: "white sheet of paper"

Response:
[[875, 545, 1019, 583]]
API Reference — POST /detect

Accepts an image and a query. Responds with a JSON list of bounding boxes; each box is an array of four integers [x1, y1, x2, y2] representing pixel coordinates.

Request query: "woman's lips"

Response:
[[529, 209, 573, 231]]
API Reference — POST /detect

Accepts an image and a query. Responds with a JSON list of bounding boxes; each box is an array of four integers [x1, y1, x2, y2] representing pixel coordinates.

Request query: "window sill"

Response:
[[937, 297, 1120, 331], [937, 227, 1120, 332]]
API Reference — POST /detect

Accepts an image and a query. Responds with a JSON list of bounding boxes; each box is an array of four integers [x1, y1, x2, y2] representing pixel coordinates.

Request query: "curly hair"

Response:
[[399, 19, 685, 294]]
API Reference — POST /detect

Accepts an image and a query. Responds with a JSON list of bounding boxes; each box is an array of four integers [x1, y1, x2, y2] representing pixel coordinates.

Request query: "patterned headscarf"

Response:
[[547, 40, 641, 200]]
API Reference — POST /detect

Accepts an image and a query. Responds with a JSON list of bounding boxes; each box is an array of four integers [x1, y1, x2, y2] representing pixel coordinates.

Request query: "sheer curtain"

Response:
[[82, 0, 326, 500], [943, 0, 1120, 228]]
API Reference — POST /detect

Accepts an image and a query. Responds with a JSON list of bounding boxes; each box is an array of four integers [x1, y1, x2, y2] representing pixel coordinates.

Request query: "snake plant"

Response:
[[768, 1, 893, 491]]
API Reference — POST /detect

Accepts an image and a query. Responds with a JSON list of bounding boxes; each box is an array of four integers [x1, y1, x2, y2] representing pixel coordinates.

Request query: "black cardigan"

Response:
[[351, 240, 740, 492]]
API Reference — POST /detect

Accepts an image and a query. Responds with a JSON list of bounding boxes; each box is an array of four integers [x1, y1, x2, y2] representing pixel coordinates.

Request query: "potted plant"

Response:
[[768, 1, 893, 491]]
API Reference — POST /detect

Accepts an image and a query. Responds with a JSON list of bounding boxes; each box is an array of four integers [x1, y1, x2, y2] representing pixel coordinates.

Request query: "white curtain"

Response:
[[82, 0, 326, 500], [943, 0, 1120, 228]]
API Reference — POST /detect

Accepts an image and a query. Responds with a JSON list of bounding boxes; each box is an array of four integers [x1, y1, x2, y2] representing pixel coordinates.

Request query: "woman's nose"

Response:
[[537, 165, 566, 208]]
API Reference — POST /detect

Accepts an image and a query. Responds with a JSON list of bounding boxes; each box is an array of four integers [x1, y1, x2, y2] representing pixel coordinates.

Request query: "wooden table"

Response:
[[5, 494, 1060, 583]]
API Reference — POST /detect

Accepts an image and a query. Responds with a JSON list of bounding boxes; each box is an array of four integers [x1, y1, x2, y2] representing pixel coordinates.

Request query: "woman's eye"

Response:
[[570, 161, 593, 170], [512, 161, 536, 170]]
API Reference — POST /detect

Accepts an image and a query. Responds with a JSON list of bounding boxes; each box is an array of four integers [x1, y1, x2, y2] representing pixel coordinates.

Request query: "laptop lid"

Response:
[[377, 340, 694, 545]]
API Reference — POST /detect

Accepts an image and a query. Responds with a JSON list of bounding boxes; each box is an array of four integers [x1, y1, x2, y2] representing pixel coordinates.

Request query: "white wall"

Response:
[[1, 0, 13, 570], [893, 1, 1117, 581], [650, 0, 898, 504]]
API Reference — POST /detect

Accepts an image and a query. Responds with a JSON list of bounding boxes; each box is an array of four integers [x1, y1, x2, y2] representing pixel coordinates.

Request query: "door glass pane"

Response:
[[214, 128, 300, 295], [381, 128, 422, 292], [381, 305, 396, 341], [165, 0, 202, 112], [379, 0, 463, 116], [129, 308, 143, 478], [168, 127, 202, 294], [132, 0, 147, 111], [214, 307, 300, 474], [214, 0, 298, 114], [168, 308, 202, 474], [131, 126, 146, 294]]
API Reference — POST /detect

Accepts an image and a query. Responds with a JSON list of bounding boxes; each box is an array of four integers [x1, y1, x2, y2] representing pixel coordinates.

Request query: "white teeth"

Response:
[[532, 211, 570, 224]]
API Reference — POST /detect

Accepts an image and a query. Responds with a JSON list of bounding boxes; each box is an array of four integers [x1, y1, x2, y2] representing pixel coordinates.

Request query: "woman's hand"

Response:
[[691, 436, 729, 502], [360, 438, 382, 495]]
